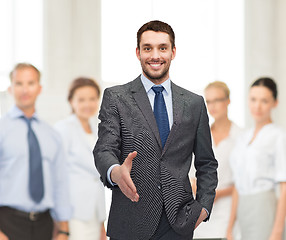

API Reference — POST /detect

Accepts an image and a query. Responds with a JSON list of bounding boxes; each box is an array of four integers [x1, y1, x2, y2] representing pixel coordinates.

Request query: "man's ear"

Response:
[[171, 46, 176, 60], [136, 47, 141, 60], [35, 84, 42, 98], [8, 86, 12, 95]]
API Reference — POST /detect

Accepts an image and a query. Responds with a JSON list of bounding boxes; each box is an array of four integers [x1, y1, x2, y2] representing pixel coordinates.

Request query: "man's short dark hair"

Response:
[[137, 20, 175, 49]]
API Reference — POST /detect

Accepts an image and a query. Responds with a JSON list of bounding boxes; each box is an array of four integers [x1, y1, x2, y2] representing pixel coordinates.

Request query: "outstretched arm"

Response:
[[111, 151, 139, 202], [93, 89, 122, 187], [93, 88, 139, 203]]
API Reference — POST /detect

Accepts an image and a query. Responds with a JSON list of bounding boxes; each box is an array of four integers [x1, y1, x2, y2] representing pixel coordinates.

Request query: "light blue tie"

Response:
[[152, 86, 170, 148], [23, 117, 44, 203]]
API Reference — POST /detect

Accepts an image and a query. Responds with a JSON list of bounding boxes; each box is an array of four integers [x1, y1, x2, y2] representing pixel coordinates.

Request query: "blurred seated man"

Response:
[[0, 63, 72, 240]]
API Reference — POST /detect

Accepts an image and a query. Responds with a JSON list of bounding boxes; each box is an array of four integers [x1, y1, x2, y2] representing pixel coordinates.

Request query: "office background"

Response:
[[1, 0, 285, 130], [1, 1, 286, 236]]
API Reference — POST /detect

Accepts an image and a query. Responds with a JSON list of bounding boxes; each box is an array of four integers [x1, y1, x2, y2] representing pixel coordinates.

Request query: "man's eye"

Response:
[[144, 47, 151, 51], [160, 47, 167, 51]]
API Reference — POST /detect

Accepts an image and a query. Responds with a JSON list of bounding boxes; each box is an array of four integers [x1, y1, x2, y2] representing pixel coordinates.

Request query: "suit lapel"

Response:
[[162, 82, 185, 155], [131, 77, 162, 149], [130, 78, 185, 153]]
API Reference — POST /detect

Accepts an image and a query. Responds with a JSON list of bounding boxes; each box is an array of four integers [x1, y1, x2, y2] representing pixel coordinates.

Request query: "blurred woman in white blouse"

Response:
[[55, 77, 106, 240], [227, 77, 286, 240], [192, 81, 241, 239]]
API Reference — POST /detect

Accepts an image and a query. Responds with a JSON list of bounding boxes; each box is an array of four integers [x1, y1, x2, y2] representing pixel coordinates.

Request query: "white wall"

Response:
[[1, 0, 285, 129], [101, 0, 245, 127], [245, 0, 286, 129], [275, 0, 286, 130], [39, 0, 102, 124], [41, 0, 286, 128]]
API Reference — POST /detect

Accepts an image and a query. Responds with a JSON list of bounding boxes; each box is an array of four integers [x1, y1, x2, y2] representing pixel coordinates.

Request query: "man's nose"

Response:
[[151, 49, 160, 59], [22, 86, 29, 93]]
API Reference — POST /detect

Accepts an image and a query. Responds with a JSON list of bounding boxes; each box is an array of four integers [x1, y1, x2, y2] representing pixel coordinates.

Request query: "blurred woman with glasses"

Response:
[[192, 81, 241, 239]]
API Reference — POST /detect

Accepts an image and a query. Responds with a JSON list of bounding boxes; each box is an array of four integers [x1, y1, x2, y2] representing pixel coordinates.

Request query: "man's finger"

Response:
[[122, 169, 139, 197], [117, 151, 139, 202], [120, 177, 139, 202]]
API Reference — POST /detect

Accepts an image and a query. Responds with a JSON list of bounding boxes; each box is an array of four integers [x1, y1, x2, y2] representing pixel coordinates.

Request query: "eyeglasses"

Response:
[[206, 98, 228, 105]]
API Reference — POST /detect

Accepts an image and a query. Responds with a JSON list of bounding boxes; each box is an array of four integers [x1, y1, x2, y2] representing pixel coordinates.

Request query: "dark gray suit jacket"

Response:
[[93, 76, 218, 240]]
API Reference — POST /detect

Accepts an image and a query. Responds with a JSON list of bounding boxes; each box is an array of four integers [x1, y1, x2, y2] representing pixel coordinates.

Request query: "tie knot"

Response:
[[152, 86, 164, 94], [21, 116, 33, 127]]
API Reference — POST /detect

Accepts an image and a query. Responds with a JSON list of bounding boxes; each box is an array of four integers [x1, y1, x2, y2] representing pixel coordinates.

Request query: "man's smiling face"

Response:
[[136, 30, 176, 85]]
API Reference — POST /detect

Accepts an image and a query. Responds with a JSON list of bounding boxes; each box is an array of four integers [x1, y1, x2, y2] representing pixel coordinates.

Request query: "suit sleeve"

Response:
[[193, 97, 218, 220], [93, 88, 122, 188]]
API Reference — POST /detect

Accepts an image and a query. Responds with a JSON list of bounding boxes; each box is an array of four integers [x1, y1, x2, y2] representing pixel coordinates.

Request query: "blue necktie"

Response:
[[23, 117, 44, 203], [152, 86, 170, 148]]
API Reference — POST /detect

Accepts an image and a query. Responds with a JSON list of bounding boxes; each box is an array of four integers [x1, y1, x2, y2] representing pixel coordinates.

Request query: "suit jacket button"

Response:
[[158, 185, 161, 190]]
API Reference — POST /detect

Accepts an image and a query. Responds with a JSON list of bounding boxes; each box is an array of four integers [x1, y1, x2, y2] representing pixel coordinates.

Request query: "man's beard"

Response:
[[141, 62, 170, 82], [143, 68, 169, 81]]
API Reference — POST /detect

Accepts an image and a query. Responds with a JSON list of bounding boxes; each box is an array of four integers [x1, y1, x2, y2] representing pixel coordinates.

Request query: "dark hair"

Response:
[[251, 77, 278, 100], [68, 77, 101, 102], [10, 63, 41, 82], [137, 20, 175, 49]]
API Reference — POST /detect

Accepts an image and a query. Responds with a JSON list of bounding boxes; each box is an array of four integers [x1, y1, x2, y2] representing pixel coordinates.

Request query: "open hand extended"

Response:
[[111, 151, 139, 202]]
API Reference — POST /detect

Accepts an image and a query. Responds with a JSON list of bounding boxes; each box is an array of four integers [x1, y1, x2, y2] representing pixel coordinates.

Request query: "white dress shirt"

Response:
[[140, 74, 173, 128], [0, 106, 72, 221], [55, 115, 106, 222], [214, 123, 242, 190], [230, 123, 286, 195], [194, 122, 242, 238]]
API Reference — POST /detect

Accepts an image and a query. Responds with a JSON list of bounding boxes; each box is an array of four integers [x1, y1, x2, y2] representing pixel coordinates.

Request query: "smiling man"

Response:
[[0, 63, 71, 240], [93, 20, 218, 240]]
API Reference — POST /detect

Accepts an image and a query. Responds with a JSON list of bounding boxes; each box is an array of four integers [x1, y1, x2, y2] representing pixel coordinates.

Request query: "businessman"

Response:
[[0, 63, 71, 240], [93, 20, 218, 240]]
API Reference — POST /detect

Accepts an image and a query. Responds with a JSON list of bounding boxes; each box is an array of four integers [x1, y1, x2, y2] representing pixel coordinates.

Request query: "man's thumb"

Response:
[[125, 151, 137, 167]]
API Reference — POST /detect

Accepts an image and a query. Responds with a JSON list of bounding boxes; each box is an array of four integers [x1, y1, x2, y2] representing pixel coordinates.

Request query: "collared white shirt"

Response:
[[0, 106, 72, 221], [193, 122, 242, 238], [55, 114, 106, 222], [230, 123, 286, 195], [213, 122, 242, 190], [140, 74, 173, 128]]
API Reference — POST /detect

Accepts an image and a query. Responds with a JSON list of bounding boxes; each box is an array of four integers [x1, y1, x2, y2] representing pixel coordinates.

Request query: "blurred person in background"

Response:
[[0, 63, 71, 240], [191, 81, 242, 239], [55, 77, 106, 240], [227, 77, 286, 240]]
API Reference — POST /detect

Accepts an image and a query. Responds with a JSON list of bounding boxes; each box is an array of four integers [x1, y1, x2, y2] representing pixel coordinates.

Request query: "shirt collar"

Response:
[[140, 74, 171, 95], [9, 105, 39, 121]]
